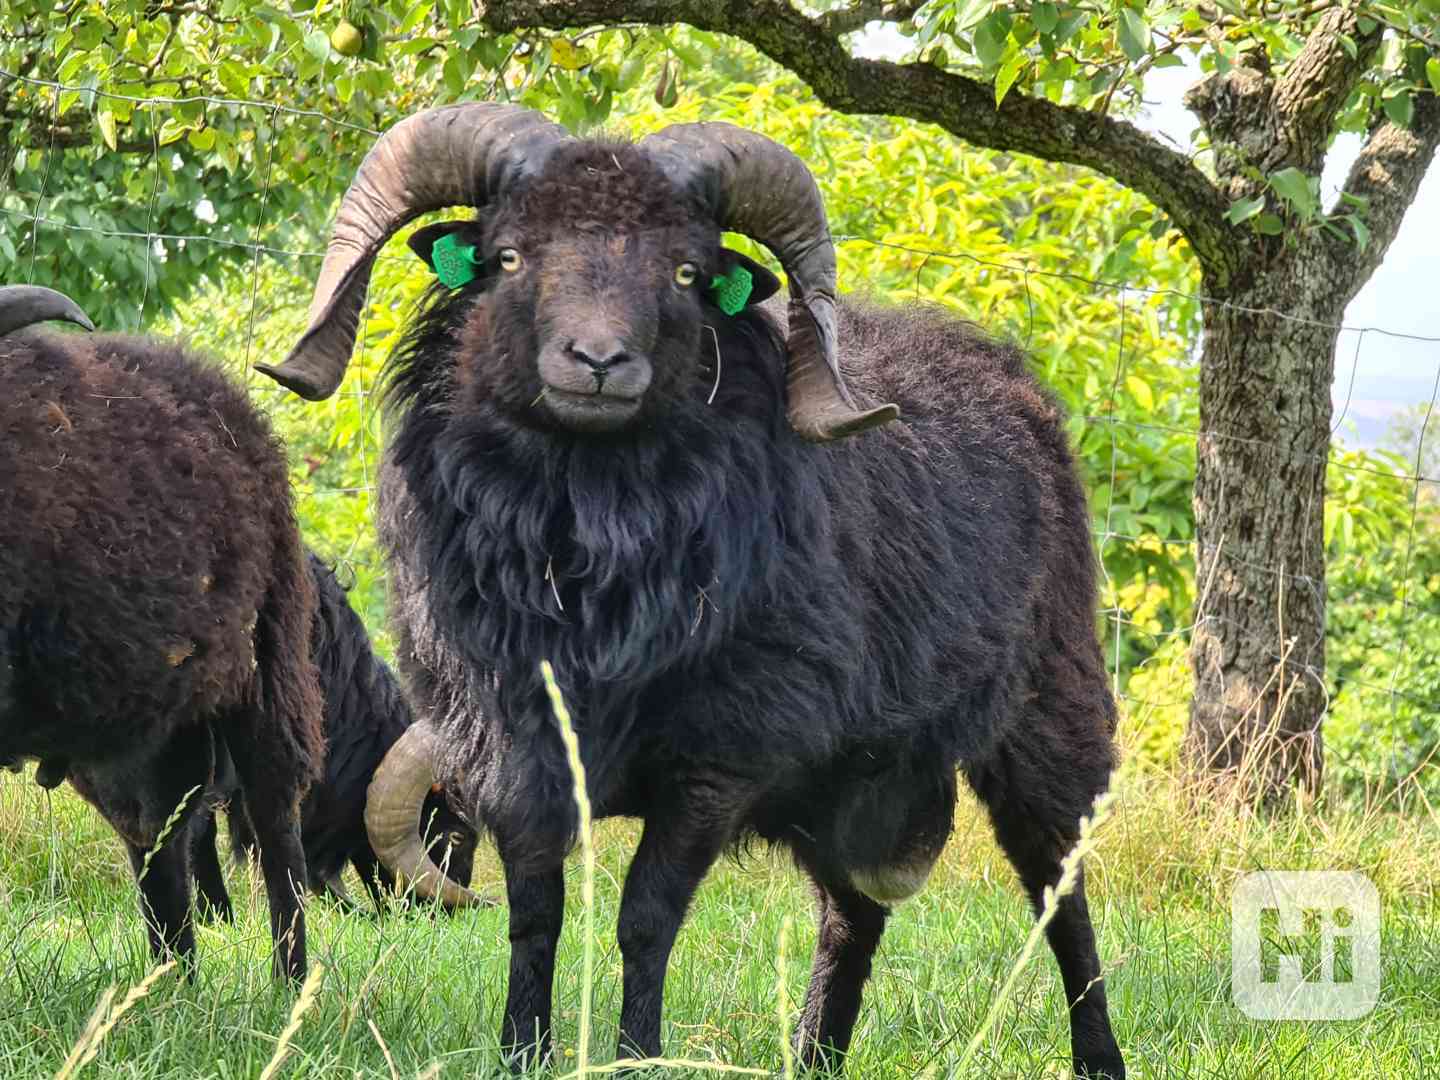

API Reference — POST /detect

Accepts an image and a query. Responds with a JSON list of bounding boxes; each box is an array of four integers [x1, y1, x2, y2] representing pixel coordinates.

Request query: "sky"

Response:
[[854, 27, 1440, 455]]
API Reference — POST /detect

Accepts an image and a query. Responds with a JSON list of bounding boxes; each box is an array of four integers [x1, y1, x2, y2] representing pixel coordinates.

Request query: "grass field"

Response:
[[2, 745, 1438, 1080]]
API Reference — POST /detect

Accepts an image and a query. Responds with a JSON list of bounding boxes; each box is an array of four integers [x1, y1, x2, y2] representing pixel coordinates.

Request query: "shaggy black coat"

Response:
[[189, 554, 478, 918], [0, 329, 322, 981], [376, 141, 1123, 1077]]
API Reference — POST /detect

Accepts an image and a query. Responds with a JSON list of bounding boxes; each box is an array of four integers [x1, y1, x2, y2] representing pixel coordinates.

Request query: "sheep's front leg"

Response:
[[615, 794, 731, 1061], [500, 861, 566, 1070]]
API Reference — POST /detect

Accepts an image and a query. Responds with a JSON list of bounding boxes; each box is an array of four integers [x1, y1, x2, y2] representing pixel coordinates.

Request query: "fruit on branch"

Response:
[[330, 20, 363, 57]]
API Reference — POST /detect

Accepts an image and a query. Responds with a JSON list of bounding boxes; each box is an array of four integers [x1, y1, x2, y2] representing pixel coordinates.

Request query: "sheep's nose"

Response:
[[567, 337, 631, 373]]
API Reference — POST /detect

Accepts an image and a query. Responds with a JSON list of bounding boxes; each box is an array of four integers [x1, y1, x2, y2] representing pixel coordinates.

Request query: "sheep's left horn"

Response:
[[258, 103, 569, 400], [0, 285, 95, 336], [364, 721, 488, 909], [642, 124, 899, 442]]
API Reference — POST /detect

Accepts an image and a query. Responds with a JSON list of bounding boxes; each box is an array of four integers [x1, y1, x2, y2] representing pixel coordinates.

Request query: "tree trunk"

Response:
[[1185, 258, 1343, 798]]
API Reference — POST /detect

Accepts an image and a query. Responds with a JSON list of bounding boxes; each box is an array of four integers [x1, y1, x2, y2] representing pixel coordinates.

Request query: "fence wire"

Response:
[[3, 73, 1437, 776]]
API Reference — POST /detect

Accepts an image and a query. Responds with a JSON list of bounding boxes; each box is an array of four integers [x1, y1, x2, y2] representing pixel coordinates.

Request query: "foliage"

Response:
[[0, 0, 654, 327], [910, 0, 1440, 240], [1325, 449, 1440, 800], [917, 1, 1439, 110], [1122, 445, 1440, 790]]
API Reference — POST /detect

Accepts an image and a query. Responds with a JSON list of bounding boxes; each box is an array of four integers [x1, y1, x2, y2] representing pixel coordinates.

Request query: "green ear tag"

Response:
[[709, 264, 753, 316], [431, 232, 480, 289]]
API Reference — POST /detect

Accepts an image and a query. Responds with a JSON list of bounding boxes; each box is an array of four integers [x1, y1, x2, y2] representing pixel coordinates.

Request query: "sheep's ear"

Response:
[[717, 248, 781, 307], [408, 221, 472, 268], [408, 221, 486, 289]]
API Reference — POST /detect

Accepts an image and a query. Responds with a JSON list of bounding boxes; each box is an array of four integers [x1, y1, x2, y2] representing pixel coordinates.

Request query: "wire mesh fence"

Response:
[[4, 69, 1438, 789]]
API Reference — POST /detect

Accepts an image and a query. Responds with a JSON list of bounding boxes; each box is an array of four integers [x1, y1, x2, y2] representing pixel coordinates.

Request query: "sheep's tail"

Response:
[[251, 502, 326, 802]]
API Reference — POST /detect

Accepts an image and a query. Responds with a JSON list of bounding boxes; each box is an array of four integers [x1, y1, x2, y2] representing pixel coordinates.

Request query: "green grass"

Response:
[[4, 760, 1439, 1079]]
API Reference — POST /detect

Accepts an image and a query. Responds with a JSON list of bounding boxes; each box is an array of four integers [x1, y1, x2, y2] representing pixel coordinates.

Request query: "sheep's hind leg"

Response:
[[72, 728, 213, 976], [966, 740, 1125, 1079], [221, 714, 310, 983], [189, 808, 234, 923], [792, 873, 888, 1072], [124, 838, 197, 972]]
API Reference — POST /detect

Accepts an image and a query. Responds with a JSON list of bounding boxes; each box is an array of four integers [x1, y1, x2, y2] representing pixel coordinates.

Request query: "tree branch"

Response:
[[1269, 6, 1383, 174], [477, 0, 1239, 285], [818, 0, 923, 37], [1183, 6, 1382, 194], [1328, 92, 1440, 302]]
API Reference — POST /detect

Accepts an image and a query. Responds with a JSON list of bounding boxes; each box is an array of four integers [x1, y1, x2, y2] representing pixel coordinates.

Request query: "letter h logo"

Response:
[[1232, 871, 1380, 1020]]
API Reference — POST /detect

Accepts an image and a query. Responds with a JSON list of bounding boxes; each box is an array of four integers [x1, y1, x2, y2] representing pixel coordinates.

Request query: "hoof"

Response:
[[1075, 1050, 1126, 1079]]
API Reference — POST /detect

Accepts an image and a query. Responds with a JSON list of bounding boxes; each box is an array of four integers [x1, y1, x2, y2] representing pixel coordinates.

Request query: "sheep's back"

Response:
[[0, 331, 295, 759], [799, 300, 1106, 761]]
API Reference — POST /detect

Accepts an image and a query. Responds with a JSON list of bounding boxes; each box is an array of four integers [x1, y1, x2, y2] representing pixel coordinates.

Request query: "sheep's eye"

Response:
[[498, 248, 523, 272], [447, 830, 468, 848], [674, 262, 698, 287]]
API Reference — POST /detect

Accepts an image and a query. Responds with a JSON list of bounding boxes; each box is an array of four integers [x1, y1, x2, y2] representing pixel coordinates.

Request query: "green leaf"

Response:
[[1269, 166, 1316, 219], [1053, 10, 1087, 44], [1126, 374, 1155, 411], [1224, 195, 1265, 225], [1428, 57, 1440, 94], [1383, 89, 1413, 128], [973, 12, 1012, 69], [994, 51, 1027, 106], [157, 117, 190, 146], [953, 0, 994, 33], [1348, 213, 1370, 252], [97, 107, 118, 152], [303, 28, 332, 62], [1254, 212, 1284, 235], [616, 53, 647, 92], [1032, 2, 1059, 35], [1117, 8, 1150, 63], [549, 38, 592, 71], [218, 61, 249, 98]]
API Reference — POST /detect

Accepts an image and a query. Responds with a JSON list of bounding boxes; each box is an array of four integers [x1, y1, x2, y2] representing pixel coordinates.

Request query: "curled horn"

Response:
[[641, 123, 899, 442], [0, 285, 95, 336], [364, 721, 488, 909], [257, 104, 570, 400]]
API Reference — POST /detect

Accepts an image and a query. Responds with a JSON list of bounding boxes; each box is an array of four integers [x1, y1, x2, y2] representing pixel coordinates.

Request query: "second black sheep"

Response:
[[189, 553, 485, 917]]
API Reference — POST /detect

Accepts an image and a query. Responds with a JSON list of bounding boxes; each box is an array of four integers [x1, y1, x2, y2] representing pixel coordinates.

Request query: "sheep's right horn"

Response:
[[258, 104, 569, 400], [364, 721, 488, 909], [0, 285, 95, 336]]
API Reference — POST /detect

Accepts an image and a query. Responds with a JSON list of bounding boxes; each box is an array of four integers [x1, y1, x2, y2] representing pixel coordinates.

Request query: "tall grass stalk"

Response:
[[257, 962, 325, 1080], [776, 915, 795, 1080], [542, 660, 596, 1077], [135, 785, 201, 884], [54, 959, 175, 1079]]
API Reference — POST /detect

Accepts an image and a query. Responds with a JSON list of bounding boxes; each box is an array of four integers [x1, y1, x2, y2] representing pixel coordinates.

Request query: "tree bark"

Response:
[[479, 0, 1440, 798], [1187, 268, 1343, 796]]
